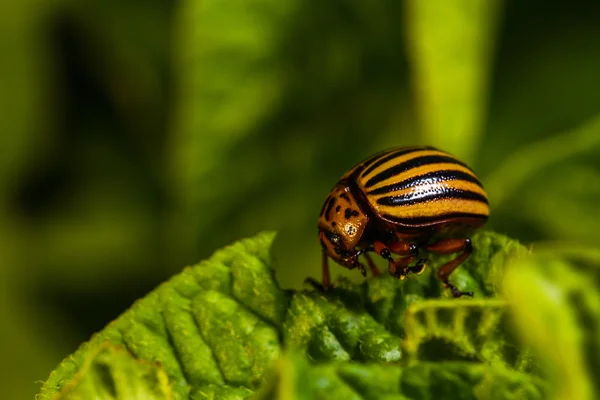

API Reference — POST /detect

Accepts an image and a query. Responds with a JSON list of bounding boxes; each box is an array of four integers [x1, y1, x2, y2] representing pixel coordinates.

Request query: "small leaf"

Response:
[[51, 343, 172, 400], [485, 113, 600, 207], [518, 164, 600, 247], [503, 249, 600, 400]]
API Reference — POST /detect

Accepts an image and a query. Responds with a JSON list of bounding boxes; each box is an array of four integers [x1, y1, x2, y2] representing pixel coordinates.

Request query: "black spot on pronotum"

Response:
[[335, 205, 341, 212], [345, 208, 352, 219], [340, 193, 351, 202], [332, 222, 337, 227], [351, 210, 359, 217]]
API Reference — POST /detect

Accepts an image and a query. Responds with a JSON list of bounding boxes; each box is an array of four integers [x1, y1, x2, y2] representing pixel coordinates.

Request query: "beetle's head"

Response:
[[318, 185, 368, 267]]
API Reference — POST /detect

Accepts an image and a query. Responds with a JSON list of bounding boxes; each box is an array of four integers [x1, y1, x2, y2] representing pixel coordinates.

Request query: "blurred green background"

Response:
[[2, 0, 600, 398]]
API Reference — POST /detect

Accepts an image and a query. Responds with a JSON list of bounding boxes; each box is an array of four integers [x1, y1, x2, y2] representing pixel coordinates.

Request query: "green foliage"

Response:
[[51, 344, 173, 400], [257, 355, 544, 400], [39, 233, 284, 400], [38, 231, 578, 399], [485, 114, 600, 247], [504, 248, 600, 399], [404, 0, 502, 161], [2, 1, 600, 399]]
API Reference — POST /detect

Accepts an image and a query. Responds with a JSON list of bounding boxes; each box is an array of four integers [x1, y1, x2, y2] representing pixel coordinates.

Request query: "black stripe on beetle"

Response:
[[376, 188, 489, 207], [367, 169, 483, 195], [364, 155, 471, 188], [361, 147, 434, 178]]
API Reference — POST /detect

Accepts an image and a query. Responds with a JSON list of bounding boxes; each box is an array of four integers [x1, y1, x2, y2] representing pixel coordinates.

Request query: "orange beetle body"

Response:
[[317, 146, 489, 297]]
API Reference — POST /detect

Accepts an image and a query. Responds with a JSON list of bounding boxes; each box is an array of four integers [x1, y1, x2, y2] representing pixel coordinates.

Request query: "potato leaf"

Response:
[[504, 248, 600, 400], [50, 343, 173, 400], [38, 231, 546, 400]]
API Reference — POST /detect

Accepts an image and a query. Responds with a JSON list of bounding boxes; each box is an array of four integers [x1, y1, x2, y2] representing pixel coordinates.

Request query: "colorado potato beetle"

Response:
[[317, 146, 489, 297]]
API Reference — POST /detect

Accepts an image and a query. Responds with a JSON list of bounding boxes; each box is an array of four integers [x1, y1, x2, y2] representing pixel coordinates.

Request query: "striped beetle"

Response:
[[316, 146, 489, 297]]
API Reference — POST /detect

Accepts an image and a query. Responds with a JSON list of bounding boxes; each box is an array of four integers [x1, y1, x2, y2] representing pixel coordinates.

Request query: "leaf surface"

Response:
[[51, 343, 173, 400], [39, 231, 547, 399], [504, 248, 600, 400]]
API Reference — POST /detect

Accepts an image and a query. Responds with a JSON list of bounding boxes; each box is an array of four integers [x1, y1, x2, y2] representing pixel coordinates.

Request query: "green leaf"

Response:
[[485, 113, 600, 208], [39, 230, 541, 399], [51, 343, 173, 400], [404, 0, 502, 161], [255, 354, 545, 400], [38, 232, 285, 400], [503, 248, 600, 400], [518, 164, 600, 247], [401, 361, 545, 400]]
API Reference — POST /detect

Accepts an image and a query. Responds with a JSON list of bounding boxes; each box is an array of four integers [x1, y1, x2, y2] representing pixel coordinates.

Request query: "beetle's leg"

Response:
[[356, 261, 368, 277], [355, 246, 380, 277], [374, 240, 418, 257], [363, 252, 380, 277], [423, 238, 473, 298], [387, 240, 422, 278], [392, 254, 418, 279], [388, 240, 419, 256], [374, 240, 420, 278], [373, 240, 397, 275]]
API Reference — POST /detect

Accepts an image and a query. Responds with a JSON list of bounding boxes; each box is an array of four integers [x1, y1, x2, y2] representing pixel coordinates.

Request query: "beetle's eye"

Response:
[[325, 231, 340, 245]]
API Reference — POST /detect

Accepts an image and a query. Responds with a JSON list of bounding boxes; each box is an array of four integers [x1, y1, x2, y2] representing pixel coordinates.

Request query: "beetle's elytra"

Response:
[[317, 146, 489, 297]]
